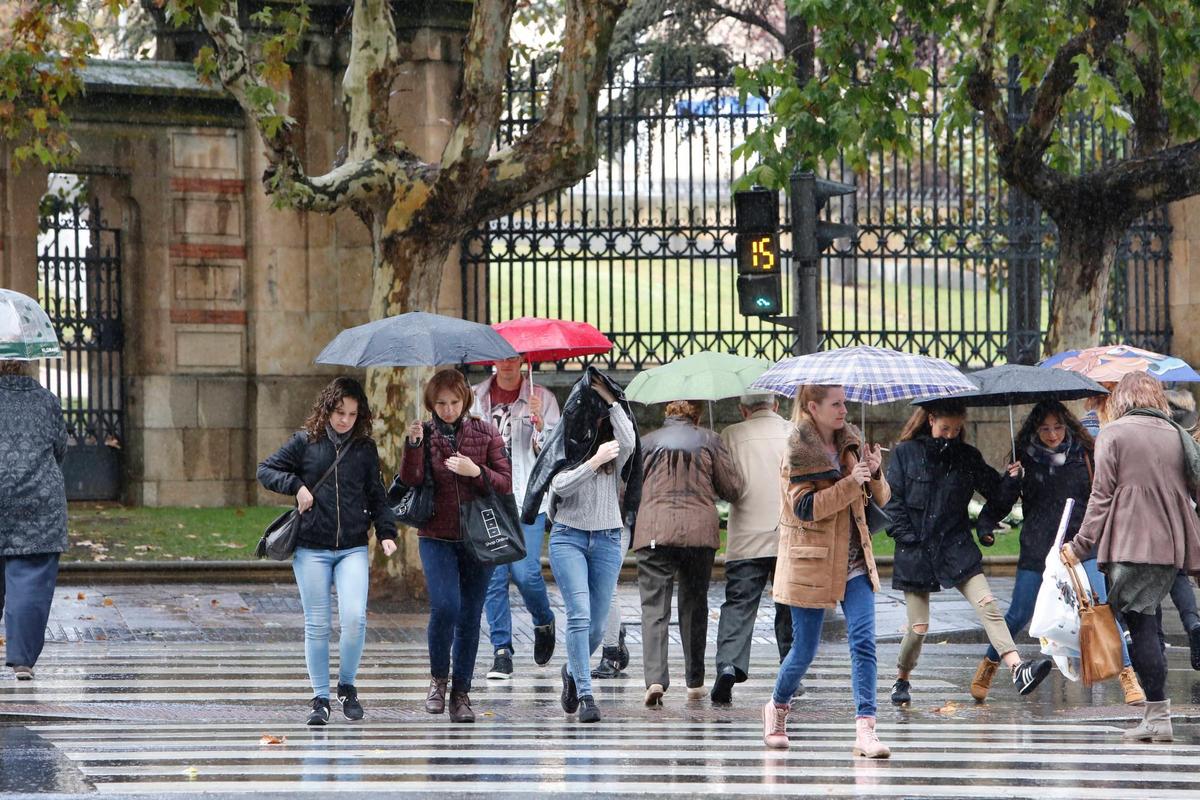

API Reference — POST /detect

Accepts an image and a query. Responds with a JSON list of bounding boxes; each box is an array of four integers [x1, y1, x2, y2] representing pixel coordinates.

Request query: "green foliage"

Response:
[[733, 0, 1200, 191]]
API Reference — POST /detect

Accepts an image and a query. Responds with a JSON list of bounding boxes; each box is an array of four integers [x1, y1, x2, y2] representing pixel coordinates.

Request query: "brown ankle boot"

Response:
[[425, 677, 448, 714], [449, 690, 475, 723], [970, 657, 999, 702], [1118, 666, 1146, 705]]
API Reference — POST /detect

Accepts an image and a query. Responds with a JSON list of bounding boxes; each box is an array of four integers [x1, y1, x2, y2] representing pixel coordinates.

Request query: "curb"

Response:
[[57, 555, 1022, 584]]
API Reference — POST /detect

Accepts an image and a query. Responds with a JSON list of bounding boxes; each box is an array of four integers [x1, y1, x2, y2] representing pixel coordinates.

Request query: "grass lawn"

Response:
[[64, 504, 286, 562]]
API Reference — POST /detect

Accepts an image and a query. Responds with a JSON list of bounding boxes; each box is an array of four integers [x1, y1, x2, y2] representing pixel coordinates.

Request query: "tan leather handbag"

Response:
[[1066, 561, 1123, 686]]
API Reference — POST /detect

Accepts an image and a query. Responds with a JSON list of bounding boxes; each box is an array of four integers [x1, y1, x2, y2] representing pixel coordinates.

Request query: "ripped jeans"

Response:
[[898, 573, 1016, 673]]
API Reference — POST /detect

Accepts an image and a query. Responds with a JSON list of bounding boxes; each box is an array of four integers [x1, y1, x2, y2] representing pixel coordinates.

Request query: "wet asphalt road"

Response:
[[1, 577, 1199, 798]]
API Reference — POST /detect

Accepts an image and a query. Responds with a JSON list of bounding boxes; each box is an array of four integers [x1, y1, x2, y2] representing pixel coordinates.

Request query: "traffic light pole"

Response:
[[791, 170, 820, 356]]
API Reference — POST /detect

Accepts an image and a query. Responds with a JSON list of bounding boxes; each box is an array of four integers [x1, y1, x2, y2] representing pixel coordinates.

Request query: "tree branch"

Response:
[[198, 0, 401, 213], [1015, 0, 1132, 163], [468, 0, 629, 223], [1104, 138, 1200, 217], [965, 0, 1017, 164], [441, 0, 516, 169], [695, 0, 785, 45], [1128, 28, 1167, 157], [343, 0, 402, 162]]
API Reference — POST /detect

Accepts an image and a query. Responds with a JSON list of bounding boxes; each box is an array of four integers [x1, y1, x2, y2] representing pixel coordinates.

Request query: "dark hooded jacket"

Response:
[[981, 437, 1093, 573], [521, 367, 643, 529], [884, 435, 1007, 592]]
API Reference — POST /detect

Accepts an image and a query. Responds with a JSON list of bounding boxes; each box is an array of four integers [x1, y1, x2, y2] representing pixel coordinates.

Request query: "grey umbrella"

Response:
[[315, 312, 518, 367], [917, 364, 1109, 460]]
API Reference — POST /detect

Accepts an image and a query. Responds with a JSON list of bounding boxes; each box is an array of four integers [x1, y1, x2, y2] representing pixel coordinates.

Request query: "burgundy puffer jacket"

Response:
[[400, 417, 512, 541]]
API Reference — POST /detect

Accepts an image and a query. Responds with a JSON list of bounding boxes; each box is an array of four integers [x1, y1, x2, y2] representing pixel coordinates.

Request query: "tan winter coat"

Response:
[[773, 419, 890, 609]]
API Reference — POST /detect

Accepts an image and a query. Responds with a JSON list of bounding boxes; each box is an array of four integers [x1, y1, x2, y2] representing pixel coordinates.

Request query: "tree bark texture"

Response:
[[1043, 219, 1124, 353], [198, 0, 628, 596]]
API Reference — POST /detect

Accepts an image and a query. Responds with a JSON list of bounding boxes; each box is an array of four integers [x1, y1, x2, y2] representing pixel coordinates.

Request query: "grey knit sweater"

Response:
[[548, 403, 636, 532]]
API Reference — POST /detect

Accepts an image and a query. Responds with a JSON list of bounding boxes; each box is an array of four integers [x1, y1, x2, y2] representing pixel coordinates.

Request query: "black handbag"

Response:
[[864, 488, 893, 534], [255, 441, 351, 561], [387, 429, 436, 527], [459, 470, 526, 566]]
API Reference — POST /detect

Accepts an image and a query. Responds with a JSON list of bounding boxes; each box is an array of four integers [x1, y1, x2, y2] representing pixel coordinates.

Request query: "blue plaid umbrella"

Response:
[[750, 346, 975, 404]]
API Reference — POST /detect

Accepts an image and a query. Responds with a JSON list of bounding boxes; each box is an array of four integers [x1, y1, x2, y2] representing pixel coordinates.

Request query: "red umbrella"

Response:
[[490, 317, 613, 362]]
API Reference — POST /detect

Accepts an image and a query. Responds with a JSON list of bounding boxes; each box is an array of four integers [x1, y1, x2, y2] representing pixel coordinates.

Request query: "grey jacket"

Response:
[[472, 374, 561, 512], [0, 375, 69, 556]]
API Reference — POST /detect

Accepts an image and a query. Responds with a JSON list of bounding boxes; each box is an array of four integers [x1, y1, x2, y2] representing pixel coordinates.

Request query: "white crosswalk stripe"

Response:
[[3, 640, 1195, 797]]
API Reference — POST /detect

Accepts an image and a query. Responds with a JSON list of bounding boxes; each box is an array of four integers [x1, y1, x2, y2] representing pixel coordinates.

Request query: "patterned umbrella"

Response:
[[1040, 344, 1200, 383], [750, 346, 975, 404], [0, 289, 62, 360]]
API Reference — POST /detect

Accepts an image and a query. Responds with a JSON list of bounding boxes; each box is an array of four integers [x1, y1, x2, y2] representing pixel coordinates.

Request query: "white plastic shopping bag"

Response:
[[1028, 499, 1091, 680]]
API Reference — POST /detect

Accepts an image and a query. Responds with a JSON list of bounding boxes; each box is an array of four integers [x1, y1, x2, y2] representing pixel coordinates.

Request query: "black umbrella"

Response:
[[917, 365, 1109, 460], [315, 312, 518, 367]]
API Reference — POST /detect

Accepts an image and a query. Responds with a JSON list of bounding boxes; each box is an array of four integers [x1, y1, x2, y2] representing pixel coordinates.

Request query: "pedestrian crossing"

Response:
[[2, 639, 1195, 797]]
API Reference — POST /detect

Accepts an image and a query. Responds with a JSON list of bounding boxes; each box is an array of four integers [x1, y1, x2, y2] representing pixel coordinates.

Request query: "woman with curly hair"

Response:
[[257, 376, 397, 725], [971, 400, 1143, 704]]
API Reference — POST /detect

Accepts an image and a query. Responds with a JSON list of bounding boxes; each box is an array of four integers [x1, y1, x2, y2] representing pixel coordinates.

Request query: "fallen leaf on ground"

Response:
[[210, 599, 220, 607], [92, 555, 108, 562], [0, 636, 5, 646], [182, 766, 199, 779], [176, 523, 185, 529], [936, 640, 950, 645], [238, 607, 251, 613], [77, 592, 86, 600], [185, 534, 198, 539], [79, 615, 95, 621], [102, 598, 114, 607], [216, 542, 244, 549], [235, 508, 246, 517], [259, 734, 287, 745], [934, 701, 959, 716]]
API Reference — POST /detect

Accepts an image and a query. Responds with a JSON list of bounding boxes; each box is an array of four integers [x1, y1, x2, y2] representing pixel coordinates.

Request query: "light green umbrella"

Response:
[[0, 289, 61, 360], [625, 351, 772, 405]]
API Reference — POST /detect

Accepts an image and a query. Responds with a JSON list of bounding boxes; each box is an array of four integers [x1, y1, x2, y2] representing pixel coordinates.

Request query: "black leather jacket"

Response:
[[521, 367, 643, 529]]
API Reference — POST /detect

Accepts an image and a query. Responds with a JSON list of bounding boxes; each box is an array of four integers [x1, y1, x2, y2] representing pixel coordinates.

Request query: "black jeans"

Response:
[[637, 545, 715, 691], [715, 556, 794, 681], [1126, 608, 1167, 702], [1154, 571, 1200, 651]]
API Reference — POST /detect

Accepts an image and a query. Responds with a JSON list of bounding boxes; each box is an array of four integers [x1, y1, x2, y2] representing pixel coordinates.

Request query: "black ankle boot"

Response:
[[591, 646, 624, 679]]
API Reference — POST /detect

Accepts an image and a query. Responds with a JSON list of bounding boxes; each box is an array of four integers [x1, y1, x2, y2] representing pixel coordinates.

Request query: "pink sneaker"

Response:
[[851, 716, 890, 758], [762, 700, 790, 749]]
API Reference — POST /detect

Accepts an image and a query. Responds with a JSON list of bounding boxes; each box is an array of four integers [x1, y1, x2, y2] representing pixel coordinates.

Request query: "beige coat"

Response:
[[1070, 415, 1200, 573], [632, 416, 743, 551], [720, 409, 794, 562], [773, 419, 889, 609]]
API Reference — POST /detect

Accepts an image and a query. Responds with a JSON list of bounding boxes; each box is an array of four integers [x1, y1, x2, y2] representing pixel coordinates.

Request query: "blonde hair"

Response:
[[790, 385, 838, 427], [664, 399, 702, 424], [1107, 371, 1169, 420]]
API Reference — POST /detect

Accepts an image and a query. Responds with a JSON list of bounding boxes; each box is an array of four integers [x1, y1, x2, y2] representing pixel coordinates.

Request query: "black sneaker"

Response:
[[591, 646, 624, 679], [337, 682, 363, 721], [534, 621, 556, 666], [578, 695, 601, 723], [615, 623, 630, 671], [1189, 625, 1200, 671], [560, 663, 580, 714], [306, 696, 331, 726], [890, 679, 911, 706], [1013, 658, 1053, 695], [710, 665, 737, 704], [487, 648, 514, 680]]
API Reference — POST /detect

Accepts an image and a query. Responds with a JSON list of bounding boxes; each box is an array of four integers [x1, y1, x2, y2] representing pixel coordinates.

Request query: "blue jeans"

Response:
[[986, 561, 1131, 667], [772, 574, 877, 718], [484, 513, 554, 652], [292, 546, 369, 699], [419, 537, 494, 693], [548, 523, 624, 699]]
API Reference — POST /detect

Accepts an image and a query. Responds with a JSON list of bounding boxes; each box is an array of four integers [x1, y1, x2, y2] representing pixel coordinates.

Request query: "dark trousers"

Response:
[[1, 553, 60, 668], [418, 538, 493, 694], [1155, 571, 1200, 651], [715, 556, 794, 680], [637, 545, 715, 691], [1126, 608, 1167, 702]]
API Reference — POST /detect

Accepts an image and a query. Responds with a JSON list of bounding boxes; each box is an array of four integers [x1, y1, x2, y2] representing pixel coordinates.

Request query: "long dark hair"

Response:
[[1015, 400, 1094, 453], [898, 399, 968, 442], [302, 377, 374, 442]]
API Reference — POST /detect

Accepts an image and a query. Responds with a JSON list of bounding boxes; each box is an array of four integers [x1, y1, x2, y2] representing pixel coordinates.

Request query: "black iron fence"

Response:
[[462, 54, 1171, 370], [37, 187, 125, 499]]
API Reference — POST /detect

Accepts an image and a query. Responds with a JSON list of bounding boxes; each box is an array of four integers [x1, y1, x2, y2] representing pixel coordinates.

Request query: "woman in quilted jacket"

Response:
[[0, 359, 68, 681], [400, 368, 511, 724], [257, 377, 397, 726]]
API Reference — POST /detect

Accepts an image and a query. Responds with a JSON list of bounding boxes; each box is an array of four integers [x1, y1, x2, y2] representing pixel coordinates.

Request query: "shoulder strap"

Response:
[[310, 439, 354, 493]]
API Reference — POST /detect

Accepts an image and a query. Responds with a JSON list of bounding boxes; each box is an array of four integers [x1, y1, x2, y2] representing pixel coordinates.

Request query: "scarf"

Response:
[[326, 424, 352, 448], [433, 416, 463, 451], [1025, 429, 1075, 470], [1125, 407, 1200, 491]]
